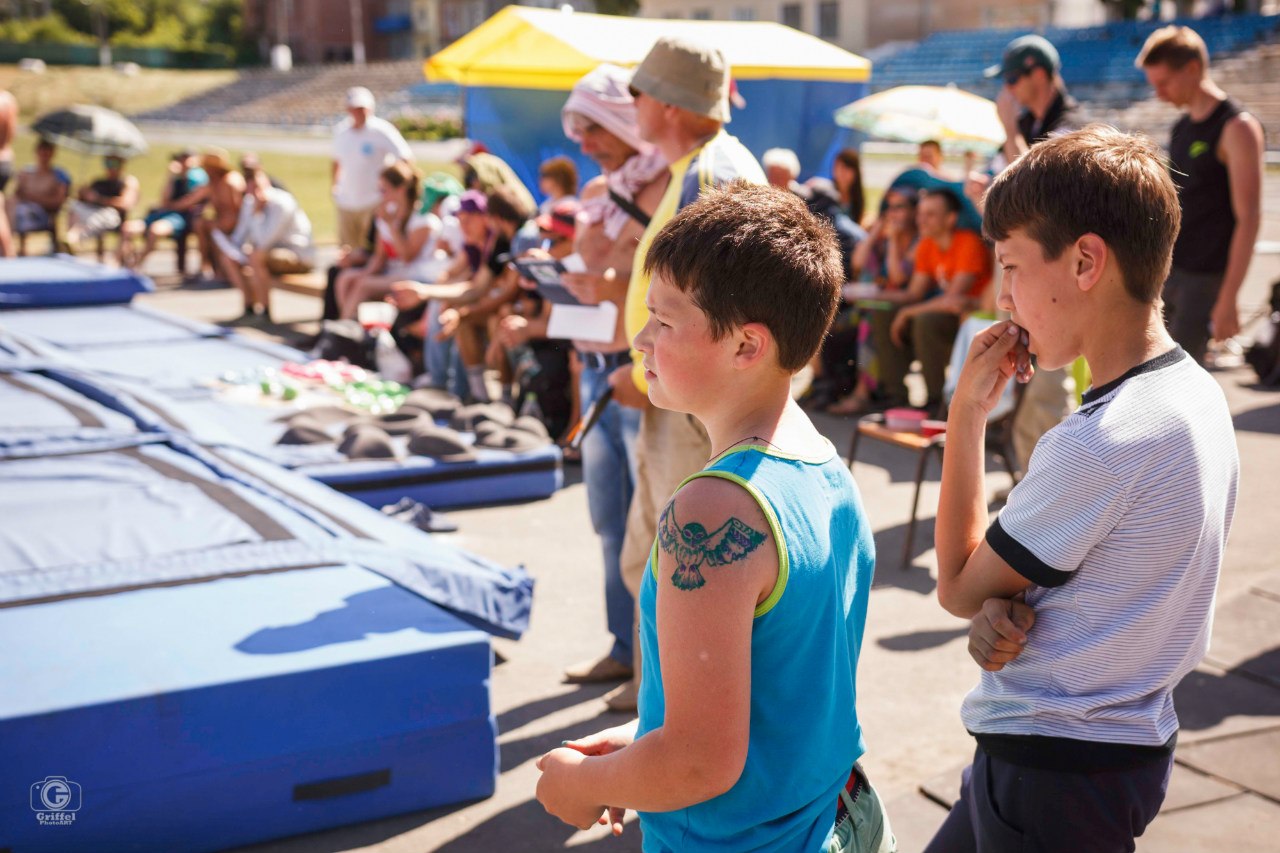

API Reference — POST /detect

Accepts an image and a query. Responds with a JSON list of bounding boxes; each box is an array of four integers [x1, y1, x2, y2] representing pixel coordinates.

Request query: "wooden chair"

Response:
[[847, 316, 1026, 569]]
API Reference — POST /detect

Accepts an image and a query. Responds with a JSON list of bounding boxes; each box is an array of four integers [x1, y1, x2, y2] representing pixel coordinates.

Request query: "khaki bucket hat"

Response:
[[629, 36, 731, 123]]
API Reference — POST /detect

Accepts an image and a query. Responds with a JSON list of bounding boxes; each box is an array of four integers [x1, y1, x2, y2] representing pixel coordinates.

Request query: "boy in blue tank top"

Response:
[[536, 182, 895, 852]]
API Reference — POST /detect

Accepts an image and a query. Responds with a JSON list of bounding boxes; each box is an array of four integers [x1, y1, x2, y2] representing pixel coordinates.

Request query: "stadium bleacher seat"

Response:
[[870, 13, 1280, 109]]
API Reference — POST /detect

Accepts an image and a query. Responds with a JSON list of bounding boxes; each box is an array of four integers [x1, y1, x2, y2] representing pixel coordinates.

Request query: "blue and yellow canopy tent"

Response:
[[425, 6, 872, 199]]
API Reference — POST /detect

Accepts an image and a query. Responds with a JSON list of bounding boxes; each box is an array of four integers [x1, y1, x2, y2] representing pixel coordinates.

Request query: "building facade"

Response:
[[637, 0, 1104, 53], [244, 0, 399, 63]]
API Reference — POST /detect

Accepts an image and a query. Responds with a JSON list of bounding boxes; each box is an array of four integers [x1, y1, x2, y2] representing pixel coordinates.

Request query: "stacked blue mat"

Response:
[[0, 255, 153, 307], [0, 302, 563, 508], [0, 342, 534, 852]]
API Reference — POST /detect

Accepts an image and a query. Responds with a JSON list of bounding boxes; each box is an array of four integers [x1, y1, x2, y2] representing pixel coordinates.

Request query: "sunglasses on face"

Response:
[[1004, 70, 1026, 86]]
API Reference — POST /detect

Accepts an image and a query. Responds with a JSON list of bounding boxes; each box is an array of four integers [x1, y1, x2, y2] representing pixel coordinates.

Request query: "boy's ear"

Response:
[[1073, 233, 1108, 293], [734, 322, 772, 369]]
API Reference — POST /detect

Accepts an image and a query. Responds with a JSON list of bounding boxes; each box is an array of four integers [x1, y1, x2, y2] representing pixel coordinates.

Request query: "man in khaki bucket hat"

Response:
[[558, 35, 765, 713], [627, 36, 732, 123]]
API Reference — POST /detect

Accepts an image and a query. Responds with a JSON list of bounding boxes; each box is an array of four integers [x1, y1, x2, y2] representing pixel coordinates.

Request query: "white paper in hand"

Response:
[[560, 253, 587, 274], [547, 301, 618, 344]]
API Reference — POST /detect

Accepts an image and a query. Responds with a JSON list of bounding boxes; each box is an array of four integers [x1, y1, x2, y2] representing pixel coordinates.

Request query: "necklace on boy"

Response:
[[709, 434, 781, 461]]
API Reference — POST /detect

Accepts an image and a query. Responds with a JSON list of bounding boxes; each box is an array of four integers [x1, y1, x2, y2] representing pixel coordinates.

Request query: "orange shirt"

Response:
[[914, 229, 992, 298]]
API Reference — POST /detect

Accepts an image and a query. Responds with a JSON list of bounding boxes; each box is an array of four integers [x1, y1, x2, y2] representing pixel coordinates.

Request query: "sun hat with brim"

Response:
[[511, 415, 551, 441], [629, 36, 731, 123], [408, 424, 477, 462], [277, 420, 332, 446], [477, 428, 549, 453], [451, 402, 515, 432], [474, 420, 506, 442], [984, 35, 1060, 80], [400, 387, 463, 419], [279, 405, 358, 427], [338, 425, 401, 460], [368, 411, 431, 436]]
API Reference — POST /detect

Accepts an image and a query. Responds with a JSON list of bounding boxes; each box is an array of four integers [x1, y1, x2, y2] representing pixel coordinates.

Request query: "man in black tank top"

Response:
[[1138, 25, 1264, 364]]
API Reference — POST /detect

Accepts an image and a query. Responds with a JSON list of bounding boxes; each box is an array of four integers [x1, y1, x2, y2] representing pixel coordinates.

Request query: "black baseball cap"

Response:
[[985, 35, 1060, 82]]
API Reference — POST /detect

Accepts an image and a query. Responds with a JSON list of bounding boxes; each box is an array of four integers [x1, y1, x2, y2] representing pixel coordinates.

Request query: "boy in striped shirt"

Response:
[[926, 126, 1239, 853]]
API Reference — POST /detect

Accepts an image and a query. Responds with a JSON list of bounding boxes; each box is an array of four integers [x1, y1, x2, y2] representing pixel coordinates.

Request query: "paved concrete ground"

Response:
[[105, 172, 1280, 853]]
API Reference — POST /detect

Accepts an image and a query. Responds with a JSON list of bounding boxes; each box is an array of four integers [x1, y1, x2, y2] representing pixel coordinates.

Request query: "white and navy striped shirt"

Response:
[[963, 348, 1238, 762]]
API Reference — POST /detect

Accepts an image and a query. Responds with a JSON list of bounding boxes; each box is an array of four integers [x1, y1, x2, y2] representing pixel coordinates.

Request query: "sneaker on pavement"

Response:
[[563, 654, 633, 684], [604, 679, 638, 713]]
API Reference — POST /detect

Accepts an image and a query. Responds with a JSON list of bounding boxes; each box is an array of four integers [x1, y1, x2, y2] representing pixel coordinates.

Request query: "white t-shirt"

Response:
[[228, 187, 315, 263], [963, 348, 1238, 752], [376, 211, 446, 282], [332, 115, 413, 211]]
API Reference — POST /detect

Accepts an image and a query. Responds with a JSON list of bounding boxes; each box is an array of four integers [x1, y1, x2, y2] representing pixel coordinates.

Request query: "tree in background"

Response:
[[0, 0, 254, 62]]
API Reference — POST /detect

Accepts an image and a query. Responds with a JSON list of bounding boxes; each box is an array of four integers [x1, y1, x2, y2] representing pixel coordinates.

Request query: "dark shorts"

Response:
[[923, 747, 1172, 853], [0, 159, 11, 193], [1162, 265, 1225, 365]]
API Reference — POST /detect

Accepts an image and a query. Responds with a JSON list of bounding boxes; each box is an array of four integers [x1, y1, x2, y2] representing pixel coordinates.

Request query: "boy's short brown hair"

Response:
[[538, 156, 579, 197], [983, 124, 1180, 304], [1136, 25, 1209, 72], [644, 181, 842, 372]]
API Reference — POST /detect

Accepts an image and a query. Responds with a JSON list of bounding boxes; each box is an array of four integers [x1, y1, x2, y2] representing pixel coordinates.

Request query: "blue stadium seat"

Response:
[[871, 13, 1280, 100]]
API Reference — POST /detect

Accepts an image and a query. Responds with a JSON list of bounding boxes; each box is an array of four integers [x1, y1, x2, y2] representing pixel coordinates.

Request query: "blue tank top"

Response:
[[636, 441, 876, 852]]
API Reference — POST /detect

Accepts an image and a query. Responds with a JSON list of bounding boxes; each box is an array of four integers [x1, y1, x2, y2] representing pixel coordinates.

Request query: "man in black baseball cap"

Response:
[[974, 33, 1081, 485], [984, 34, 1079, 163]]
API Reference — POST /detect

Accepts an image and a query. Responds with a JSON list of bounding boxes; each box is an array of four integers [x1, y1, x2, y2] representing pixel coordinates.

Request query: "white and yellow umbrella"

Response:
[[834, 84, 1004, 154]]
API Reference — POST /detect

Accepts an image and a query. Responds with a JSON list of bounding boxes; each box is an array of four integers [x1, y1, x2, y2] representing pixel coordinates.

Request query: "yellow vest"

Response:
[[624, 130, 764, 390]]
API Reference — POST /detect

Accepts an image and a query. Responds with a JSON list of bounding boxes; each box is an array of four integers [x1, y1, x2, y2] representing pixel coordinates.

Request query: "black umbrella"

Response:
[[30, 105, 148, 158]]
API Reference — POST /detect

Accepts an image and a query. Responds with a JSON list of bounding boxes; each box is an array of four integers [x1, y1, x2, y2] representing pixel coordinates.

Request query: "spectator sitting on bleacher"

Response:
[[435, 186, 541, 403], [64, 155, 138, 264], [917, 139, 945, 173], [537, 156, 579, 216], [794, 176, 868, 411], [0, 88, 16, 256], [763, 147, 802, 190], [335, 161, 450, 319], [131, 150, 208, 273], [8, 139, 70, 253], [831, 146, 866, 226], [386, 189, 494, 397], [826, 188, 923, 416], [216, 165, 315, 323], [461, 149, 538, 221], [491, 198, 582, 435], [871, 187, 992, 411], [190, 148, 246, 282], [321, 166, 395, 322]]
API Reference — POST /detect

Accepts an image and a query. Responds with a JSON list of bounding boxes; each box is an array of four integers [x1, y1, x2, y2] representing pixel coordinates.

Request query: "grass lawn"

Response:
[[12, 129, 452, 247], [0, 65, 237, 121]]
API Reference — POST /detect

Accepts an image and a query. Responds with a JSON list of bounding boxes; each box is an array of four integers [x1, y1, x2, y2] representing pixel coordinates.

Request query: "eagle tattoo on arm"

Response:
[[657, 499, 768, 591]]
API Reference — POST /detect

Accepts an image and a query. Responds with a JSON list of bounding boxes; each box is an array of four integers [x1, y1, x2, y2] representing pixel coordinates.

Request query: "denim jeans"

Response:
[[579, 359, 641, 666], [424, 300, 470, 400]]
